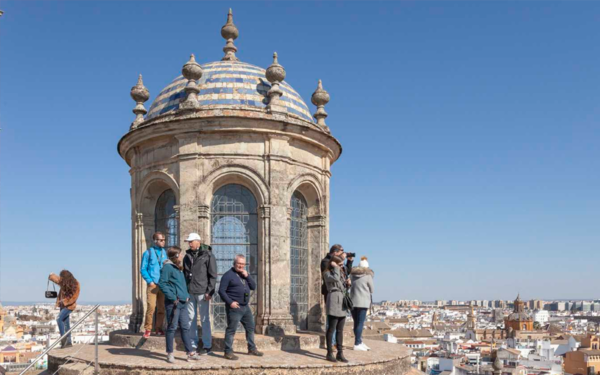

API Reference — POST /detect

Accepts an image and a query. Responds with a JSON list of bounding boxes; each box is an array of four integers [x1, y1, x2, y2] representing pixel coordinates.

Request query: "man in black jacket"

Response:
[[183, 232, 217, 354]]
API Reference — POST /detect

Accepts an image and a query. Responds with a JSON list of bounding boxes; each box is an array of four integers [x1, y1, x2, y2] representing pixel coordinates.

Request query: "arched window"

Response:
[[155, 189, 178, 247], [290, 191, 308, 330], [211, 184, 258, 331]]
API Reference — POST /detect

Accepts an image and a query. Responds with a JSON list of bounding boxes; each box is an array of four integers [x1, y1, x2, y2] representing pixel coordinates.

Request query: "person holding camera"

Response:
[[320, 244, 354, 348], [158, 246, 200, 363], [48, 270, 80, 349], [350, 256, 374, 351], [140, 232, 168, 339], [218, 254, 264, 360], [323, 256, 350, 363]]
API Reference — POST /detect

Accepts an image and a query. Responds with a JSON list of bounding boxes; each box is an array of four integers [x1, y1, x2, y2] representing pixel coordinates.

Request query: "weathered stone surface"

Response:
[[49, 339, 410, 375]]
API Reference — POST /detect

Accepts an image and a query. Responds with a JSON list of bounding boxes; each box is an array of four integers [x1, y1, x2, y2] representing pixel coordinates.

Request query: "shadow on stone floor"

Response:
[[106, 347, 168, 361]]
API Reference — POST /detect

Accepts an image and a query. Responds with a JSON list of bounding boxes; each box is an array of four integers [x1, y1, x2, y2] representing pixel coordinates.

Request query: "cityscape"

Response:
[[2, 296, 600, 374]]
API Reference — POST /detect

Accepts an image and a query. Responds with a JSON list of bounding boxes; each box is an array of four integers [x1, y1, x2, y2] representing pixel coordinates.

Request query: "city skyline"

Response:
[[1, 2, 599, 302]]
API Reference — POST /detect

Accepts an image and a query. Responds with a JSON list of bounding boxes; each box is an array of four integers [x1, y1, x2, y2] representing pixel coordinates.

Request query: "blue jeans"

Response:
[[187, 294, 212, 349], [351, 308, 368, 345], [224, 305, 256, 354], [57, 308, 72, 345], [165, 301, 193, 354]]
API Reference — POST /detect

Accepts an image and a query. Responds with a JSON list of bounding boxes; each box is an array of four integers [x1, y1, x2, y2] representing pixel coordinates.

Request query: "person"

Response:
[[158, 246, 200, 363], [48, 270, 80, 349], [320, 244, 353, 348], [323, 256, 349, 363], [183, 232, 217, 354], [350, 256, 374, 351], [140, 232, 168, 339], [218, 254, 264, 360]]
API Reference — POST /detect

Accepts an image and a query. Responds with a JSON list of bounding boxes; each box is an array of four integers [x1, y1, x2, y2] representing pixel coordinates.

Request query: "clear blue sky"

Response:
[[1, 2, 599, 303]]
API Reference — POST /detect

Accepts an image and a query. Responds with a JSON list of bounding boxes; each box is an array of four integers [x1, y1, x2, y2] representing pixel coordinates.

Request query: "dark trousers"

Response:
[[326, 315, 345, 353], [351, 308, 368, 345], [165, 301, 193, 354], [224, 305, 256, 354], [57, 308, 72, 345]]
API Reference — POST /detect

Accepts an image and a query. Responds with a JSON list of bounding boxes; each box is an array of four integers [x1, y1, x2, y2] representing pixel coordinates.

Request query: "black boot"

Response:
[[336, 350, 349, 363], [326, 350, 337, 362]]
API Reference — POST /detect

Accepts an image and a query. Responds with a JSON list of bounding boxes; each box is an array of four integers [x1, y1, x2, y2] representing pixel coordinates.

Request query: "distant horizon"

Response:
[[2, 298, 599, 307]]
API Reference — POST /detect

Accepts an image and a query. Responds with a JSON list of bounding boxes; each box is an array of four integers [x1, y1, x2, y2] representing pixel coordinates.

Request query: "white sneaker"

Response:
[[354, 344, 368, 351], [167, 353, 175, 363], [361, 343, 371, 351]]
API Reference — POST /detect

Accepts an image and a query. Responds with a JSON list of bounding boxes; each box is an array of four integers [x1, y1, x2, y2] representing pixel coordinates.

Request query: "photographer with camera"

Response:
[[320, 244, 354, 349], [218, 254, 264, 360], [48, 270, 80, 349]]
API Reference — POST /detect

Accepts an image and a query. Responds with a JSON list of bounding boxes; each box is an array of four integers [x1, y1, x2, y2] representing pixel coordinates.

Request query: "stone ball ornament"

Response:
[[130, 74, 150, 103], [311, 79, 330, 107], [182, 54, 203, 81], [221, 8, 239, 41], [266, 52, 286, 83]]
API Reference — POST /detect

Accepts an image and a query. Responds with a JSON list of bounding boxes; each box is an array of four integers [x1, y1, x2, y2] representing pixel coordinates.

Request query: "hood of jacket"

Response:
[[350, 267, 374, 278]]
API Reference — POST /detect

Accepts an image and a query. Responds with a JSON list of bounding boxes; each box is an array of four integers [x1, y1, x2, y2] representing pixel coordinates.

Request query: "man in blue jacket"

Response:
[[140, 232, 168, 338], [218, 254, 264, 360]]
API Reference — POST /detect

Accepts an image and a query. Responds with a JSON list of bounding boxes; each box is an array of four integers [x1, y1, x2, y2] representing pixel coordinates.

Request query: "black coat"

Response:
[[183, 244, 218, 296], [320, 254, 353, 296]]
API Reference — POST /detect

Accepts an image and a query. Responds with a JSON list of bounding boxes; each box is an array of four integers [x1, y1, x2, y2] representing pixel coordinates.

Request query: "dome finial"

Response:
[[221, 8, 239, 61], [130, 74, 150, 129], [311, 79, 330, 131], [266, 52, 286, 113], [180, 54, 203, 110]]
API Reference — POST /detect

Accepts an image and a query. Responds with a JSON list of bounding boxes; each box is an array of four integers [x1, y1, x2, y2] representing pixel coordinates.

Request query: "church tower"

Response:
[[466, 305, 476, 330]]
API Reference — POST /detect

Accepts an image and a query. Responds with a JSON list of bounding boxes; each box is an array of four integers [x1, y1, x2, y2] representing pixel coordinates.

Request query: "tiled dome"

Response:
[[146, 60, 314, 123]]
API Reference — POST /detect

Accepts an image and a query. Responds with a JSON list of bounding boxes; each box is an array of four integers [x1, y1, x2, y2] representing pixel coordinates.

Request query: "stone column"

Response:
[[307, 214, 326, 332], [255, 205, 271, 334], [176, 134, 200, 247], [129, 212, 145, 333], [198, 205, 210, 243], [257, 135, 295, 335]]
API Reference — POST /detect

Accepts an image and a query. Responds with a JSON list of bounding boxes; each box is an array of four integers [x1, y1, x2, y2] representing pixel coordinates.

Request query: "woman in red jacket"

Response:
[[49, 270, 80, 348]]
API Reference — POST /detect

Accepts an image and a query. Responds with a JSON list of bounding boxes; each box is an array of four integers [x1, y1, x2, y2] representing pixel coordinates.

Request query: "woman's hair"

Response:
[[328, 255, 343, 271], [167, 246, 182, 269], [59, 270, 78, 297]]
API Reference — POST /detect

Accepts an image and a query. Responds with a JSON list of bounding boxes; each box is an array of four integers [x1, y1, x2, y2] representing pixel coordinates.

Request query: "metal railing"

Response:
[[19, 304, 101, 375]]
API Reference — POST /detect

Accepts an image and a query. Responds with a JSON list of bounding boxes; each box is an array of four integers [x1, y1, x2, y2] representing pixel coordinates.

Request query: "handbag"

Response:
[[45, 280, 58, 299], [342, 291, 353, 311]]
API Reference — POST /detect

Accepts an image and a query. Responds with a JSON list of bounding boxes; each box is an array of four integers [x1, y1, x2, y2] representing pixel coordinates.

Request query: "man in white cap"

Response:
[[183, 232, 217, 355]]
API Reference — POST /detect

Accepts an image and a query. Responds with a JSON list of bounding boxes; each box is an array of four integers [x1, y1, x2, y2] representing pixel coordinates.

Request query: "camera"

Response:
[[345, 252, 356, 258]]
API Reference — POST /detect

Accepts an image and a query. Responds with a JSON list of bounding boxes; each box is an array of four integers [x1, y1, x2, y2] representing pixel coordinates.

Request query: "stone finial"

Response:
[[492, 355, 504, 373], [221, 9, 239, 61], [130, 74, 150, 128], [266, 52, 286, 112], [311, 79, 330, 129], [180, 54, 203, 110]]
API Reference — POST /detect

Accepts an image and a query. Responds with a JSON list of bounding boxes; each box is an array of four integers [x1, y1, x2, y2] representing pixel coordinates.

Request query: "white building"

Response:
[[533, 310, 549, 324]]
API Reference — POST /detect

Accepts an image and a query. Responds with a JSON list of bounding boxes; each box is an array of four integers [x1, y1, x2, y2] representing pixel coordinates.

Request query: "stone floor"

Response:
[[48, 339, 411, 374]]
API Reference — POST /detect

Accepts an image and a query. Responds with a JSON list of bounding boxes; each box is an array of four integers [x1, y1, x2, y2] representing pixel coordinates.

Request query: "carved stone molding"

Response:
[[135, 213, 143, 227], [198, 205, 210, 219], [260, 205, 271, 219], [307, 215, 326, 228], [173, 205, 180, 219], [286, 206, 293, 220]]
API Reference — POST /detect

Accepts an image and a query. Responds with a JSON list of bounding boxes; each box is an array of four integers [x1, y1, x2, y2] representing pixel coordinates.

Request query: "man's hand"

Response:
[[346, 278, 352, 287], [230, 301, 240, 309], [204, 294, 212, 301], [149, 282, 156, 288], [174, 299, 179, 306], [241, 270, 249, 278], [347, 256, 355, 261]]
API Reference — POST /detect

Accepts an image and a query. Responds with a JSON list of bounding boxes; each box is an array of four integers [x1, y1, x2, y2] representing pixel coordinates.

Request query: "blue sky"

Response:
[[1, 2, 599, 303]]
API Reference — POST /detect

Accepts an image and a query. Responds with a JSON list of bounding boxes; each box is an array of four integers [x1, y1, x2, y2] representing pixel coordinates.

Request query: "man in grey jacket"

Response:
[[183, 233, 217, 354]]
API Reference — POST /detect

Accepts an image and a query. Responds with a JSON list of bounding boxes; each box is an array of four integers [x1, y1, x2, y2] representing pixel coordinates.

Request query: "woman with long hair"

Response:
[[48, 270, 80, 348], [323, 255, 349, 363], [158, 246, 199, 363]]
